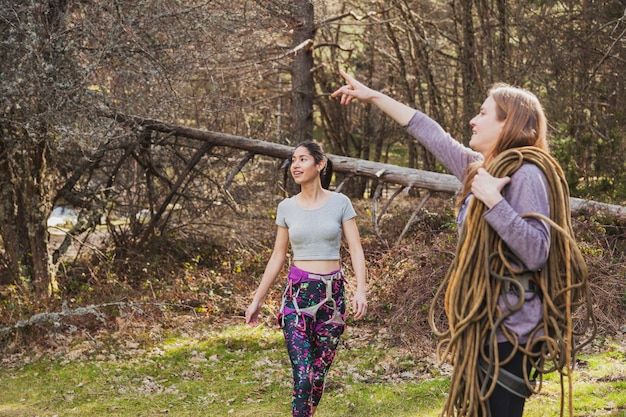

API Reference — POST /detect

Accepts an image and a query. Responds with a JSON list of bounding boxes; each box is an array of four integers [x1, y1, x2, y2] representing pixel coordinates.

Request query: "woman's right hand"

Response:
[[331, 69, 378, 105], [245, 301, 262, 327], [471, 167, 511, 209], [331, 69, 417, 127]]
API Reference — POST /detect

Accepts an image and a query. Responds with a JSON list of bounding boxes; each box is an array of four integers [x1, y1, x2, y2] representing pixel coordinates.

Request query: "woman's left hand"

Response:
[[471, 167, 511, 209], [352, 288, 368, 320]]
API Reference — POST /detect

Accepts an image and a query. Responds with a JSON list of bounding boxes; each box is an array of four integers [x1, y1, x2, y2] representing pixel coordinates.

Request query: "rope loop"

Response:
[[429, 146, 596, 417]]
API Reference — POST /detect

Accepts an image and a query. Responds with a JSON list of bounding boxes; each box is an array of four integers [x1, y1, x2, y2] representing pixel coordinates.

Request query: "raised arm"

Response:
[[331, 69, 417, 127], [332, 69, 481, 179]]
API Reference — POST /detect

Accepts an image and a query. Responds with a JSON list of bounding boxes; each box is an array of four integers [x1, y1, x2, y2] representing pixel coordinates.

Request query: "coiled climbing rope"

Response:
[[429, 146, 596, 417]]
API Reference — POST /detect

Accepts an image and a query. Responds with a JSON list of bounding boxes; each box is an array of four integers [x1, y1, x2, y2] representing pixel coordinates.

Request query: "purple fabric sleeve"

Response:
[[405, 111, 482, 180], [483, 164, 551, 271]]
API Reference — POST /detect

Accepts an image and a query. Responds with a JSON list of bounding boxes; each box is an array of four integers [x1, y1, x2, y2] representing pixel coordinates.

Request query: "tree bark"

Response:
[[290, 0, 315, 143], [0, 1, 71, 294], [455, 0, 482, 145]]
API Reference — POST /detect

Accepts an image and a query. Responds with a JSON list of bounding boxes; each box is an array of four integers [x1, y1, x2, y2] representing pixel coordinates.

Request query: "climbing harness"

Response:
[[501, 271, 538, 296], [428, 147, 596, 417], [478, 357, 536, 399], [279, 265, 345, 330]]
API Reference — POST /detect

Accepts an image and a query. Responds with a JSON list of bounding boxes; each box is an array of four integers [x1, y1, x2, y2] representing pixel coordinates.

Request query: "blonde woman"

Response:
[[332, 70, 574, 417]]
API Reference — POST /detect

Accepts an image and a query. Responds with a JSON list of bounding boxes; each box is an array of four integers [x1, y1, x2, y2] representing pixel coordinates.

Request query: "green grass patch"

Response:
[[0, 324, 624, 417]]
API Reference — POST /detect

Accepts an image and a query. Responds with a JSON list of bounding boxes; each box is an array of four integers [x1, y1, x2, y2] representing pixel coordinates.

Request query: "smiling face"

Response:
[[291, 146, 325, 185], [469, 95, 505, 157]]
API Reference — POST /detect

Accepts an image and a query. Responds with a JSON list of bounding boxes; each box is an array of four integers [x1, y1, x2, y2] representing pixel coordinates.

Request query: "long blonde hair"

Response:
[[457, 83, 548, 210]]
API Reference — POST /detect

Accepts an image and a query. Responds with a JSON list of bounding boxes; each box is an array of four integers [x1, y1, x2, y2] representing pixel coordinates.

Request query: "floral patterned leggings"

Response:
[[280, 266, 346, 417]]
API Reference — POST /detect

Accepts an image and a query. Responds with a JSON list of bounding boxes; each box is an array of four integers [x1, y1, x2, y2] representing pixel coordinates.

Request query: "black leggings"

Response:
[[485, 342, 532, 417]]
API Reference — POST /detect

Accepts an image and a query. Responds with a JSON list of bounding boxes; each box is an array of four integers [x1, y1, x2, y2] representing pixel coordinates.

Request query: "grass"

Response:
[[0, 323, 624, 417]]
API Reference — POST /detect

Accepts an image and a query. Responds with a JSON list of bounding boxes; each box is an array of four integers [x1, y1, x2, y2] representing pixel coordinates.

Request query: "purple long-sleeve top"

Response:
[[406, 111, 550, 344]]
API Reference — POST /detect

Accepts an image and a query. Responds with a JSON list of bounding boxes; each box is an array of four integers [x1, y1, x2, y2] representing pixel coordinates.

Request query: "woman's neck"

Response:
[[296, 182, 328, 209]]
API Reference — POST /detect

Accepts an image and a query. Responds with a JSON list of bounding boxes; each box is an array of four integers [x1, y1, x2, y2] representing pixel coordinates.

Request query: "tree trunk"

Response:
[[0, 1, 70, 295], [290, 0, 315, 144], [0, 134, 55, 294], [455, 0, 482, 145]]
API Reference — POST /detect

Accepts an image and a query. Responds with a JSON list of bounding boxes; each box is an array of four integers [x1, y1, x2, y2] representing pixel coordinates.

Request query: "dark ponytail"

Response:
[[321, 158, 334, 189]]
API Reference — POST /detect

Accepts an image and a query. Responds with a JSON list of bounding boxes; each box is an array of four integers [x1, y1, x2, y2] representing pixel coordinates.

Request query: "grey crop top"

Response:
[[275, 192, 357, 261]]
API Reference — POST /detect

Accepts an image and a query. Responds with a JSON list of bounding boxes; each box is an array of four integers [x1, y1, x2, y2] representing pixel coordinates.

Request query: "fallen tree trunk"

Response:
[[569, 197, 626, 219], [112, 113, 626, 219]]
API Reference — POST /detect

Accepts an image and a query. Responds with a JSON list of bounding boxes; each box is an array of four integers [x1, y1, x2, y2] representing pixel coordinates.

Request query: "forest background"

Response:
[[1, 0, 626, 399]]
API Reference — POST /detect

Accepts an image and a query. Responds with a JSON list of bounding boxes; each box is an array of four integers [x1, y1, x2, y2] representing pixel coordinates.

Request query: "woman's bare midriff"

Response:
[[293, 260, 341, 275]]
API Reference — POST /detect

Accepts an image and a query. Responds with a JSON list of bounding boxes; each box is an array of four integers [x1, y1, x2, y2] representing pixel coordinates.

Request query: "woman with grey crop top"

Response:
[[332, 70, 554, 417], [245, 141, 368, 417]]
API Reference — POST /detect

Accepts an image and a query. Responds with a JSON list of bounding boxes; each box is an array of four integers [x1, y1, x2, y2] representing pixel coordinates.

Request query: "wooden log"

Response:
[[111, 113, 626, 219], [112, 113, 461, 192]]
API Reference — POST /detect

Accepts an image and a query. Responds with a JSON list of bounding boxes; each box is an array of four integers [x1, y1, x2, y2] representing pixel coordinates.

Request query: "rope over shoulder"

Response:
[[429, 146, 596, 417]]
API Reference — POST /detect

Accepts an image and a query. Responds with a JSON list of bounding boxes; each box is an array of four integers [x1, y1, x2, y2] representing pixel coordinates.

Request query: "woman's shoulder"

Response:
[[507, 162, 549, 202], [328, 191, 352, 204], [511, 162, 547, 182], [277, 195, 297, 209], [328, 190, 347, 198]]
